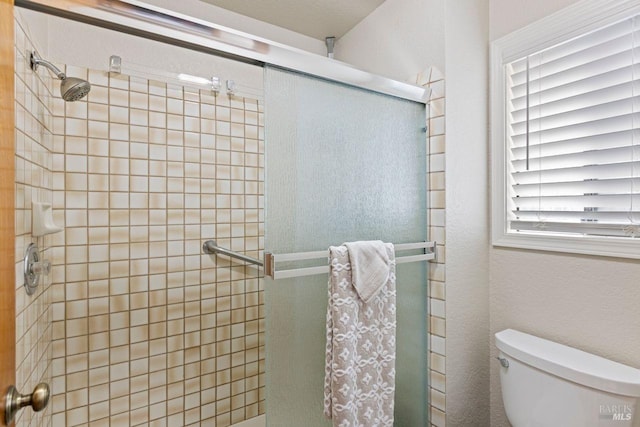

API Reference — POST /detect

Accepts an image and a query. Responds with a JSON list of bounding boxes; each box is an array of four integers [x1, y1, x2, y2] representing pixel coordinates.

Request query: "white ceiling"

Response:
[[199, 0, 386, 40]]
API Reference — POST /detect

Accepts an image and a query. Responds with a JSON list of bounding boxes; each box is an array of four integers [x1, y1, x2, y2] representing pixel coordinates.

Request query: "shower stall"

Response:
[[5, 1, 432, 426]]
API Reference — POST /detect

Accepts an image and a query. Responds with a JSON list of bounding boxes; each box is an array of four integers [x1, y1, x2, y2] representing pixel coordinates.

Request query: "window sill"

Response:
[[492, 231, 640, 260]]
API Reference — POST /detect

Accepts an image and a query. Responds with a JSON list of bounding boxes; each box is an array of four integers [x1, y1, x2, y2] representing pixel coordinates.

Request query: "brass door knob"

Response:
[[4, 383, 50, 425]]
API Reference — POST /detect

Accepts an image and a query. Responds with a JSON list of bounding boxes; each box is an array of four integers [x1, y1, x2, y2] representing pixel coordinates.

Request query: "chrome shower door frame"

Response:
[[15, 0, 430, 104]]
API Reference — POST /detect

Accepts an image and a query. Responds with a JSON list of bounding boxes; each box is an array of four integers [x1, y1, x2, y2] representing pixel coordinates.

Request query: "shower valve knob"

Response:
[[30, 260, 51, 276]]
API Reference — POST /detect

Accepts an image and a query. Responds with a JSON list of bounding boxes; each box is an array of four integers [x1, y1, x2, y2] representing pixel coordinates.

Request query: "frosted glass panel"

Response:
[[264, 67, 428, 426]]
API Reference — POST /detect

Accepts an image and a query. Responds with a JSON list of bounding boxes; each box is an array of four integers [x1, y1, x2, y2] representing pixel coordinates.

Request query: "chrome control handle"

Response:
[[23, 244, 51, 296], [4, 383, 50, 425], [496, 356, 509, 368]]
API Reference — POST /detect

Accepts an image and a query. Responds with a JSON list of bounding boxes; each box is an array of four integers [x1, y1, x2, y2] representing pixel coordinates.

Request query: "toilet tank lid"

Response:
[[495, 329, 640, 397]]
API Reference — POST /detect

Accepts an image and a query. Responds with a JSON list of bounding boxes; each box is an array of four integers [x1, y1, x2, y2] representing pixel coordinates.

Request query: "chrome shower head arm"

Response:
[[28, 51, 90, 102], [29, 51, 66, 80]]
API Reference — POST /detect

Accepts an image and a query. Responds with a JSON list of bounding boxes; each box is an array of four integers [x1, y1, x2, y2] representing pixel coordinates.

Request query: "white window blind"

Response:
[[506, 15, 640, 238]]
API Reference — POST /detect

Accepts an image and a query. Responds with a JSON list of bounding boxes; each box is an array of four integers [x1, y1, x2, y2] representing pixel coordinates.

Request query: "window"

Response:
[[491, 0, 640, 258]]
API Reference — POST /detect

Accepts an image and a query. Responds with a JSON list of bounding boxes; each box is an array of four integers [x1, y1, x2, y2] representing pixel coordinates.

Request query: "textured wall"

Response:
[[143, 0, 326, 55], [335, 0, 445, 82], [488, 0, 580, 40], [443, 1, 490, 425], [487, 1, 640, 427]]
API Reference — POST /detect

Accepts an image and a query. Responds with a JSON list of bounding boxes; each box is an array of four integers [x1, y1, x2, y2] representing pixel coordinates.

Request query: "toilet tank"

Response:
[[496, 329, 640, 427]]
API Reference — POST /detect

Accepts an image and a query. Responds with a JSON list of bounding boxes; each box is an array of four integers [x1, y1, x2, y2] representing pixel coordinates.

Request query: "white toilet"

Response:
[[496, 329, 640, 427]]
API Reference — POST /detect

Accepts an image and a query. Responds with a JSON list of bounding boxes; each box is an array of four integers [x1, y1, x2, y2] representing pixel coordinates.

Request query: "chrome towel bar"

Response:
[[202, 240, 436, 280], [202, 240, 263, 266], [264, 241, 436, 280]]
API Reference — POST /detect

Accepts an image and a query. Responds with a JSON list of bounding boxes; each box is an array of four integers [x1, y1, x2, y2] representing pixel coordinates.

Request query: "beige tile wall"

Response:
[[423, 68, 446, 427], [48, 67, 265, 426], [14, 11, 55, 427]]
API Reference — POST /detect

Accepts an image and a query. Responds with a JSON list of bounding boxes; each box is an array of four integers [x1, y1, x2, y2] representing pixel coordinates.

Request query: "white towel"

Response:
[[324, 242, 396, 427], [344, 240, 391, 303]]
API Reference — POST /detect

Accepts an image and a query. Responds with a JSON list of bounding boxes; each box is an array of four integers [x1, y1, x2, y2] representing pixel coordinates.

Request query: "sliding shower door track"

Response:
[[15, 0, 430, 103]]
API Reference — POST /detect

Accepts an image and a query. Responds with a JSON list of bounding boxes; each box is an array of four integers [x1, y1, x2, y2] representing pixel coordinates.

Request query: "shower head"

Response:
[[60, 77, 91, 102], [29, 51, 91, 102]]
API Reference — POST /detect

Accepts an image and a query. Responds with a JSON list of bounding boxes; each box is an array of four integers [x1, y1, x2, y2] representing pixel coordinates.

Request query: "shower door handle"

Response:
[[3, 383, 50, 425]]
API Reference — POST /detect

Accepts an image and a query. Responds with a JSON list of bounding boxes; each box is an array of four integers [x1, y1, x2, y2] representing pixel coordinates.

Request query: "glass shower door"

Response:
[[263, 67, 428, 426]]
